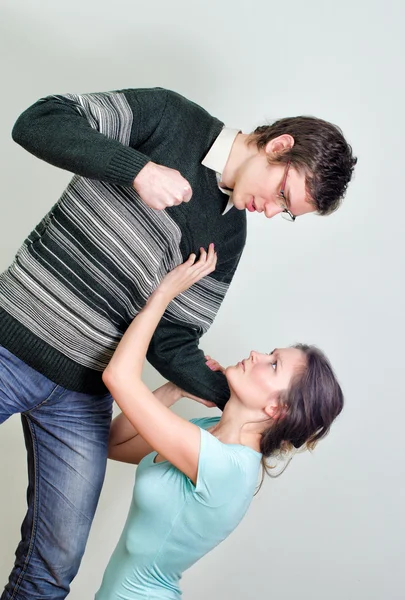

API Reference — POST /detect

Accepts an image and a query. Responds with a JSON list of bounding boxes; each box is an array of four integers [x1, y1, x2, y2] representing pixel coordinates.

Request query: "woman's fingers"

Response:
[[158, 245, 217, 299], [205, 355, 225, 373], [201, 400, 217, 408], [189, 244, 216, 279], [182, 390, 217, 408], [199, 246, 207, 261], [186, 253, 197, 265]]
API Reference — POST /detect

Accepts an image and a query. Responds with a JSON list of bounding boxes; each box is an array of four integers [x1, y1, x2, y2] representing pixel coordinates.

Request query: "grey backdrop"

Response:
[[1, 1, 404, 599]]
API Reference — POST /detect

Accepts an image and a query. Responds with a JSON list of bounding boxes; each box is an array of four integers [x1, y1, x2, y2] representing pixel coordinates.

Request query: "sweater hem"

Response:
[[0, 308, 107, 395]]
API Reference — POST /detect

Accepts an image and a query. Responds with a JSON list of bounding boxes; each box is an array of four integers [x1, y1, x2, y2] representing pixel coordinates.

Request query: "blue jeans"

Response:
[[0, 345, 113, 599]]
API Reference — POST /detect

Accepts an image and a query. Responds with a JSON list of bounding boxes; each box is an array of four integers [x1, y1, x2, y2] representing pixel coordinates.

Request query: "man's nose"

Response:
[[264, 201, 284, 219]]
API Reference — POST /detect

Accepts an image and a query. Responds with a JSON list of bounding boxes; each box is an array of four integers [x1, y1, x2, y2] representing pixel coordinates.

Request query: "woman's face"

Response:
[[226, 347, 306, 409]]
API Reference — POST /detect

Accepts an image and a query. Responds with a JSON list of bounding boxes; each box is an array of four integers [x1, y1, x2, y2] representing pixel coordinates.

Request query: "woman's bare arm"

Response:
[[108, 383, 182, 464], [103, 246, 217, 484]]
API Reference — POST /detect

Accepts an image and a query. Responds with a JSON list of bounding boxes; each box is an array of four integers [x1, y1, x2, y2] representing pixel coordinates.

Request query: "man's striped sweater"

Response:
[[0, 88, 246, 407]]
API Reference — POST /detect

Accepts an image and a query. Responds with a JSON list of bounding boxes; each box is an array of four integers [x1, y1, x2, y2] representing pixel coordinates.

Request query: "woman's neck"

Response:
[[207, 397, 267, 453]]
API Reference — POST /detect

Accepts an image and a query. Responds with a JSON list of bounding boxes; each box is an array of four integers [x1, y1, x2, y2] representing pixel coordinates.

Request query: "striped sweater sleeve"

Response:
[[11, 88, 169, 185]]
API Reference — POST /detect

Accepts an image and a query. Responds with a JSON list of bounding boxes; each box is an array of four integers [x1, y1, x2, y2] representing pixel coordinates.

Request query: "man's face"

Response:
[[231, 150, 317, 219]]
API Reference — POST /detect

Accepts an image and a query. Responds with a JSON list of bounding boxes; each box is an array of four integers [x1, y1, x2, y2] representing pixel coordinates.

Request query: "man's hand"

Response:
[[133, 162, 192, 210]]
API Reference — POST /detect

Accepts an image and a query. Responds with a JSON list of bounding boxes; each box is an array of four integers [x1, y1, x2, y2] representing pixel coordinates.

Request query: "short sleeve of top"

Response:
[[190, 417, 259, 507]]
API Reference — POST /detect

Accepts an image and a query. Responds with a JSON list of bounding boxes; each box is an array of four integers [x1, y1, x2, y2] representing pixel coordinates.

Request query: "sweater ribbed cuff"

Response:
[[105, 146, 151, 186]]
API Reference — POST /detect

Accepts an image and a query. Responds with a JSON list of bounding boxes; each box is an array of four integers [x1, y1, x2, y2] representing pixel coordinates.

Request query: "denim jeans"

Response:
[[0, 345, 113, 599]]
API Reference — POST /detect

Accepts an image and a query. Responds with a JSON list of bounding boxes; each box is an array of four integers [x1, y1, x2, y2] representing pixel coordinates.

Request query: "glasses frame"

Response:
[[277, 160, 296, 222]]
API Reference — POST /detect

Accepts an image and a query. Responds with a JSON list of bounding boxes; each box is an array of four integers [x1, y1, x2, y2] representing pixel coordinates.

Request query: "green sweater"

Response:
[[0, 88, 246, 407]]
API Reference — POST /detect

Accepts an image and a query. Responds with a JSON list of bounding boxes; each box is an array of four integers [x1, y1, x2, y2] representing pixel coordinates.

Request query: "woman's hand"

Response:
[[181, 390, 217, 408], [153, 382, 184, 406], [155, 382, 216, 408], [155, 244, 217, 301], [205, 355, 226, 373]]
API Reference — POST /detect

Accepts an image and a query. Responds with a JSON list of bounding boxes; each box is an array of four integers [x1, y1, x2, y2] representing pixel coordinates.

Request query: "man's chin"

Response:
[[232, 198, 244, 211], [235, 196, 255, 212]]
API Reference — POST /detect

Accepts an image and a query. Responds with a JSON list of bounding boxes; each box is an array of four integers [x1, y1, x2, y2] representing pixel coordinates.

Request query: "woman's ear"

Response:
[[264, 399, 287, 421]]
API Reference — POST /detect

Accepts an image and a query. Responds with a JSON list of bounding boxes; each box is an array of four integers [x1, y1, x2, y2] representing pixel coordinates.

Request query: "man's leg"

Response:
[[0, 346, 113, 599]]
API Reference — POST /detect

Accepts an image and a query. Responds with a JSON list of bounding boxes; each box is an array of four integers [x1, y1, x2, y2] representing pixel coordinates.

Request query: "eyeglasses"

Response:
[[276, 160, 296, 222]]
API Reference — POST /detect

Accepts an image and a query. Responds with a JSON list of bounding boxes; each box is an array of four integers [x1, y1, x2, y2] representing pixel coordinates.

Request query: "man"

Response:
[[0, 87, 356, 599]]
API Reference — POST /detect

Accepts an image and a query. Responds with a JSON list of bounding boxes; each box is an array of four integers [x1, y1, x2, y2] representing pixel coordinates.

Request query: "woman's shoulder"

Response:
[[190, 420, 260, 503]]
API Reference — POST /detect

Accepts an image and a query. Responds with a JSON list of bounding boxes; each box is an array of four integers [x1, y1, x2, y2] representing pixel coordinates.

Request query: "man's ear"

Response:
[[265, 134, 294, 156]]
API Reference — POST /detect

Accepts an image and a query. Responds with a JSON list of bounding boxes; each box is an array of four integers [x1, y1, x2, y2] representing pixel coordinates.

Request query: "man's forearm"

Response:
[[147, 323, 231, 410], [11, 91, 160, 185]]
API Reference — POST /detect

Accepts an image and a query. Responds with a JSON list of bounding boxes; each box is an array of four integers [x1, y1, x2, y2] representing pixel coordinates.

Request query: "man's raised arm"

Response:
[[12, 88, 192, 208]]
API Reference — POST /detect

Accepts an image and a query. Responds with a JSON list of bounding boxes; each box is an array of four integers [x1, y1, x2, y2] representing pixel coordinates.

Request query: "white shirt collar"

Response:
[[202, 127, 240, 215]]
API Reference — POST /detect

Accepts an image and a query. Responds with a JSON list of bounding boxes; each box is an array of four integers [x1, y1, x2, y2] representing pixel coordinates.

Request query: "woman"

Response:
[[95, 244, 343, 600]]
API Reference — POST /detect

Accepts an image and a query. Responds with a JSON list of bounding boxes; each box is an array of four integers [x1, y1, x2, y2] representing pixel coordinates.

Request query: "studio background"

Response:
[[0, 1, 403, 599]]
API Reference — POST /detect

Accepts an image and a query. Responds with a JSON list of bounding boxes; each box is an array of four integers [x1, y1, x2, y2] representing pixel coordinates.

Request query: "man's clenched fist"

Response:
[[133, 162, 193, 210]]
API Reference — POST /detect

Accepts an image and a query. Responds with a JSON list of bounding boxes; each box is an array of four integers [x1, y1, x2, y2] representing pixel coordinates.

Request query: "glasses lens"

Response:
[[281, 211, 295, 222], [276, 194, 295, 221]]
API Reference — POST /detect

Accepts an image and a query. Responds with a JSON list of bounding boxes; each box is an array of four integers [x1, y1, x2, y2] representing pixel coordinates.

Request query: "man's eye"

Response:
[[271, 362, 277, 370]]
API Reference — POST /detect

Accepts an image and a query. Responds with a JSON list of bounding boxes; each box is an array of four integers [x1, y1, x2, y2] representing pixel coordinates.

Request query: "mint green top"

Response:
[[95, 417, 262, 599]]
